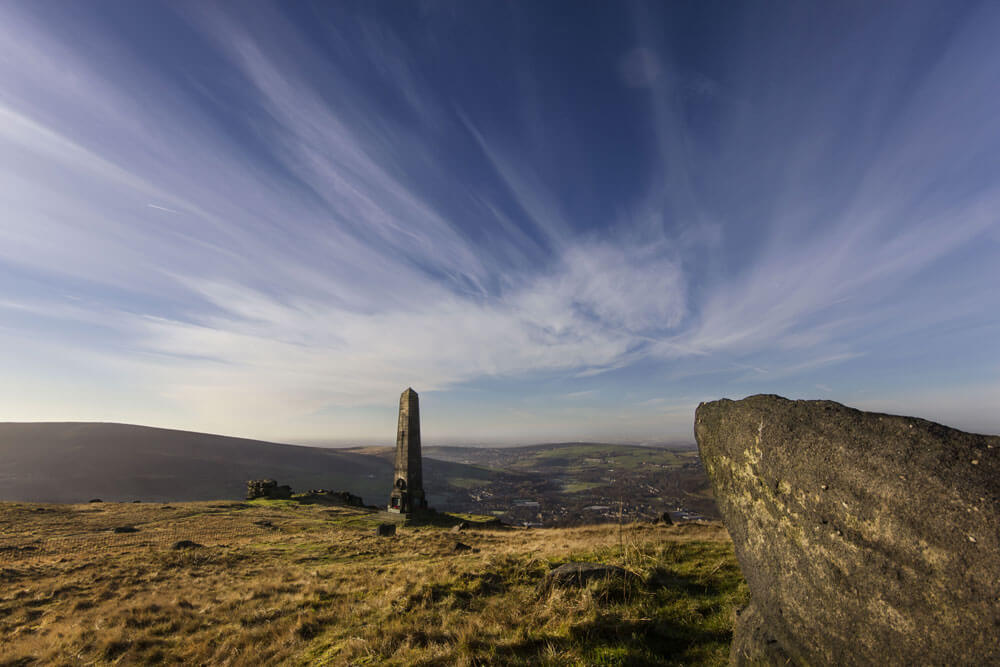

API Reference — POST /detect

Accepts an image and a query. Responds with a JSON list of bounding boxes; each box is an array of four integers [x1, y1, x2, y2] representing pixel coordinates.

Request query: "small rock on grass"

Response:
[[171, 540, 204, 550]]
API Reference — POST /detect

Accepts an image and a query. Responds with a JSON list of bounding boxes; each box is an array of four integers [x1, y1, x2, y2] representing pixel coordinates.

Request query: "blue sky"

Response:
[[1, 1, 998, 444]]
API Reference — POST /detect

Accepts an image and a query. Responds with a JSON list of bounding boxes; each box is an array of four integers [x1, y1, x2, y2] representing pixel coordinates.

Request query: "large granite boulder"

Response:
[[695, 395, 999, 666]]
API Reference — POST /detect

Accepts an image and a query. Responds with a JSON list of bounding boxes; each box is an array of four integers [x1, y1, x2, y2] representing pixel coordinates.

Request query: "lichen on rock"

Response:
[[695, 394, 999, 666]]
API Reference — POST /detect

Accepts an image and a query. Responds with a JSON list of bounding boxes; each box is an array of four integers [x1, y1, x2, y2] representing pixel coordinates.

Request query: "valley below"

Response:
[[421, 443, 717, 527], [0, 424, 717, 528]]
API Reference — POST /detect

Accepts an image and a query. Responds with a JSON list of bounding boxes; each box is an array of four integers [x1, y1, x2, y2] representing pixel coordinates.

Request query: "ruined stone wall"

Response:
[[246, 479, 291, 500]]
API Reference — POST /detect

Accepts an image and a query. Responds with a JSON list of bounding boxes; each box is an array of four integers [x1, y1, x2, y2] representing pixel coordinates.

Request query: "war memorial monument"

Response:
[[388, 387, 427, 513]]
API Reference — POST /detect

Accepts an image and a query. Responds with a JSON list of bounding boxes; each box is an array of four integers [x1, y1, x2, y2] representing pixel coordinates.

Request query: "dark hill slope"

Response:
[[0, 423, 394, 503]]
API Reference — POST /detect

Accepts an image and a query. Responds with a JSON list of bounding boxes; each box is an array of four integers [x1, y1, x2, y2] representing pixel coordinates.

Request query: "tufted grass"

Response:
[[0, 501, 745, 665]]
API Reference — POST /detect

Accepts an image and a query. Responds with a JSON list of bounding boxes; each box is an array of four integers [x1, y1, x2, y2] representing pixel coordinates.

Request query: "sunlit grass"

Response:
[[0, 501, 744, 665]]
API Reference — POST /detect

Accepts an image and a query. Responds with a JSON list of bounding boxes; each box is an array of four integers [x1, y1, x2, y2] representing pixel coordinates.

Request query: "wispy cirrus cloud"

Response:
[[0, 1, 998, 441]]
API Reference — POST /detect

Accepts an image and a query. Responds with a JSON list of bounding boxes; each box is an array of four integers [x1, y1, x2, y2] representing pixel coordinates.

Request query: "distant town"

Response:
[[423, 443, 717, 527]]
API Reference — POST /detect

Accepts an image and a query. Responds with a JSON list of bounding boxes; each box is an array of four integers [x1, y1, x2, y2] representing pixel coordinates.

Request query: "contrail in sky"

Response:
[[147, 204, 180, 214]]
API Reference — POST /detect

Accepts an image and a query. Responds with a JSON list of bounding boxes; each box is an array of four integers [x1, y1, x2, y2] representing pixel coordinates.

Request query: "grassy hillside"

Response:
[[0, 424, 410, 504], [0, 426, 716, 527], [0, 500, 747, 665]]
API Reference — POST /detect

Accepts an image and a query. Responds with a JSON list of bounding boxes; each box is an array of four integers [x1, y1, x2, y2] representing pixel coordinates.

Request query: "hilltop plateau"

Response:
[[0, 499, 745, 665]]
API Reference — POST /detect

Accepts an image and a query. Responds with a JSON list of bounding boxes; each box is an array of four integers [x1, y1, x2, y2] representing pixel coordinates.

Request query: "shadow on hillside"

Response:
[[466, 614, 732, 666], [645, 567, 733, 598], [402, 509, 505, 529]]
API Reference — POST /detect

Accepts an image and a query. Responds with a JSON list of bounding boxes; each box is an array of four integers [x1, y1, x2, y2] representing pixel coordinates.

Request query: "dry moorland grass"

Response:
[[0, 500, 746, 666]]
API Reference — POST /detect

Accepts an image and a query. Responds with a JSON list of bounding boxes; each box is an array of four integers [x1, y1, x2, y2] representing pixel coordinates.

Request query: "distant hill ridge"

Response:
[[0, 422, 393, 503], [426, 441, 696, 453], [0, 423, 711, 523]]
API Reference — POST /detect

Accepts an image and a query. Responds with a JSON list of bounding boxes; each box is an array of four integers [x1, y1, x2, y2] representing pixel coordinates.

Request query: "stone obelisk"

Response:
[[388, 387, 427, 513]]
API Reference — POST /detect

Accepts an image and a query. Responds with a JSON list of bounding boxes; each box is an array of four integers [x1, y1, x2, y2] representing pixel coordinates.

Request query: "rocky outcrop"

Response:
[[300, 489, 365, 506], [695, 395, 999, 666], [246, 479, 291, 500], [245, 481, 365, 505]]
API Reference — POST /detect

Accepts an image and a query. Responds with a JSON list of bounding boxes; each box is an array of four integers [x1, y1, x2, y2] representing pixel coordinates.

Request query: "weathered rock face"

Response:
[[695, 395, 1000, 666]]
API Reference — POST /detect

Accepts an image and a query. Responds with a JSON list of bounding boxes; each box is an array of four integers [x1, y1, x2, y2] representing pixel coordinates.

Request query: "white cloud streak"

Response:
[[147, 204, 181, 214], [0, 2, 998, 439]]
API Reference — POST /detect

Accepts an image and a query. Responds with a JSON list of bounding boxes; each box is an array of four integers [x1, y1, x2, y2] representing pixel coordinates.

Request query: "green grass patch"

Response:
[[337, 538, 747, 666], [448, 477, 490, 489], [562, 481, 604, 493], [245, 498, 301, 509]]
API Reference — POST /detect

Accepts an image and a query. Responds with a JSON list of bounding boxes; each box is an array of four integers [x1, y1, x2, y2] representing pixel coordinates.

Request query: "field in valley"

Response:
[[0, 499, 746, 666], [0, 425, 717, 532], [422, 443, 717, 526]]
